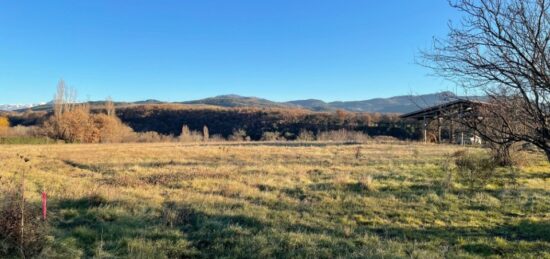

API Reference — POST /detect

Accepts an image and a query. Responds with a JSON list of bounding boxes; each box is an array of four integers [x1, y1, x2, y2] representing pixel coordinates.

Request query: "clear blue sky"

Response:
[[0, 1, 460, 104]]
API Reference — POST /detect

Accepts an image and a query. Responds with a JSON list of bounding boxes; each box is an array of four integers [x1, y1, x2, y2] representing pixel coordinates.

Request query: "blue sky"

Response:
[[0, 1, 460, 104]]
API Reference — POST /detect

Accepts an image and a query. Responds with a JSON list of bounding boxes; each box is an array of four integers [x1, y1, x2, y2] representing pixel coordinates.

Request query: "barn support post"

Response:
[[449, 120, 454, 144], [423, 116, 427, 143], [400, 100, 485, 145], [437, 117, 442, 144]]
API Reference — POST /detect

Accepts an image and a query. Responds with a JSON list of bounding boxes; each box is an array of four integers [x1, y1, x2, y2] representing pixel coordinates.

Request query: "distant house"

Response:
[[400, 99, 486, 144]]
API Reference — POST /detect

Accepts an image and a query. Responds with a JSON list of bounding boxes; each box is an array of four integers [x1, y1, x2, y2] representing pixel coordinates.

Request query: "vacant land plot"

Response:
[[0, 143, 549, 258]]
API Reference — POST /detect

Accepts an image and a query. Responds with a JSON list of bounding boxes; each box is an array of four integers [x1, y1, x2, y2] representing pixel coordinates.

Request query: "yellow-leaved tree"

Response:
[[0, 116, 9, 135]]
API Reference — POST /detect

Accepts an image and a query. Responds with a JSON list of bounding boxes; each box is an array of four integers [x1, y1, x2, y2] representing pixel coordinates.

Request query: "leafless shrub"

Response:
[[317, 129, 370, 143], [296, 129, 315, 141], [0, 126, 41, 137], [261, 131, 282, 141], [179, 125, 203, 142], [208, 134, 226, 142], [0, 178, 48, 257], [127, 131, 177, 143], [228, 129, 248, 142], [372, 135, 400, 144]]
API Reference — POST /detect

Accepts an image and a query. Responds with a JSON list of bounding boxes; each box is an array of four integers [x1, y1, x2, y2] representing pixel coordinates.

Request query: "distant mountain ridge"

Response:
[[182, 95, 293, 109], [4, 92, 479, 114], [186, 91, 473, 113]]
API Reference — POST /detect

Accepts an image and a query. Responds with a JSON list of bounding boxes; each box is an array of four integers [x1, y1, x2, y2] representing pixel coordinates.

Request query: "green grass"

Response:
[[0, 143, 548, 258], [0, 136, 53, 145]]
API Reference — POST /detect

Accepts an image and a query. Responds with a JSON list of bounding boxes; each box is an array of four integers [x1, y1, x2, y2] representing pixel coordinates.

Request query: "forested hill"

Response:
[[115, 105, 417, 140]]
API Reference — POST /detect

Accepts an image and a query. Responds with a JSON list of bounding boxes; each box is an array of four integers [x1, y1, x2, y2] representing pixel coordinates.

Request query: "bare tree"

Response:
[[105, 97, 115, 117], [422, 0, 550, 161], [53, 79, 77, 117], [53, 80, 65, 117], [180, 125, 191, 142], [203, 125, 209, 142]]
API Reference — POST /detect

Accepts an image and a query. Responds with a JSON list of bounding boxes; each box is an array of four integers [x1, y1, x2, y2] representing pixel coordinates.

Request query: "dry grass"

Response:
[[0, 142, 548, 258]]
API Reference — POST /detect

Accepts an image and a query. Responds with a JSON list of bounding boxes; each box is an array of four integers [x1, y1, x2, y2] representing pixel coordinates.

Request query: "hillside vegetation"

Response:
[[0, 143, 548, 258], [116, 104, 411, 140], [5, 104, 415, 141]]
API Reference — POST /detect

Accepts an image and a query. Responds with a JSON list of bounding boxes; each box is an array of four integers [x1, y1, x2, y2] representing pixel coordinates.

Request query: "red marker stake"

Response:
[[41, 192, 47, 221]]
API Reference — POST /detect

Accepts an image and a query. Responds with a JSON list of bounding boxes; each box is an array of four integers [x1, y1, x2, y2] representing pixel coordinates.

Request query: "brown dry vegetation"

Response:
[[0, 142, 548, 258]]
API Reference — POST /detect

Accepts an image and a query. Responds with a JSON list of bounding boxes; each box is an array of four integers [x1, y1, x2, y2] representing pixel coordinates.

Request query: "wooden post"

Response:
[[42, 192, 47, 221], [423, 116, 427, 144], [437, 117, 442, 144], [450, 120, 454, 144]]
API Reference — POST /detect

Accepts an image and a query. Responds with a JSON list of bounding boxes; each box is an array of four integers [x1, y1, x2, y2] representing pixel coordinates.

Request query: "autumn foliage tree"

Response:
[[43, 80, 133, 143], [0, 116, 9, 135]]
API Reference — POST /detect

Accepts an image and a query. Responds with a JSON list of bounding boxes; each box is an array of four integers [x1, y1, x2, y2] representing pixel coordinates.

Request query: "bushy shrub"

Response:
[[92, 114, 135, 143], [453, 150, 499, 191]]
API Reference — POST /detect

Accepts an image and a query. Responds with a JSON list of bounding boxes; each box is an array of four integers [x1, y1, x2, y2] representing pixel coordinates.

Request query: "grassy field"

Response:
[[0, 142, 549, 258]]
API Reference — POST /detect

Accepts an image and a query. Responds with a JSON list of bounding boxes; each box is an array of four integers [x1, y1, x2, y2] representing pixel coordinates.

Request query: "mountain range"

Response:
[[2, 92, 473, 114], [182, 91, 466, 113], [0, 103, 46, 111]]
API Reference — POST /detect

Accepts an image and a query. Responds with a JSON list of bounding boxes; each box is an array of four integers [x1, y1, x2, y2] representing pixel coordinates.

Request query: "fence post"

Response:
[[41, 192, 47, 221]]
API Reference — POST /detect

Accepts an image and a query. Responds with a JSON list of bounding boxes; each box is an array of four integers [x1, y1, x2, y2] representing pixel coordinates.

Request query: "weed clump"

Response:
[[354, 175, 377, 192], [161, 201, 197, 227]]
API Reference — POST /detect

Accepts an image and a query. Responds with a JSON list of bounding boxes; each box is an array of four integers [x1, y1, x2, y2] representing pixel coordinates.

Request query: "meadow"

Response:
[[0, 142, 548, 258]]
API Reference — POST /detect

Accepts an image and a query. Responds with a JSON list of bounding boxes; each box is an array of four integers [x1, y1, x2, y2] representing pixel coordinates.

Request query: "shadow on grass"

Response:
[[64, 159, 223, 171], [162, 201, 277, 256], [523, 172, 550, 180], [52, 193, 550, 258], [63, 160, 115, 174], [54, 195, 185, 257], [361, 219, 550, 256], [54, 196, 278, 257]]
